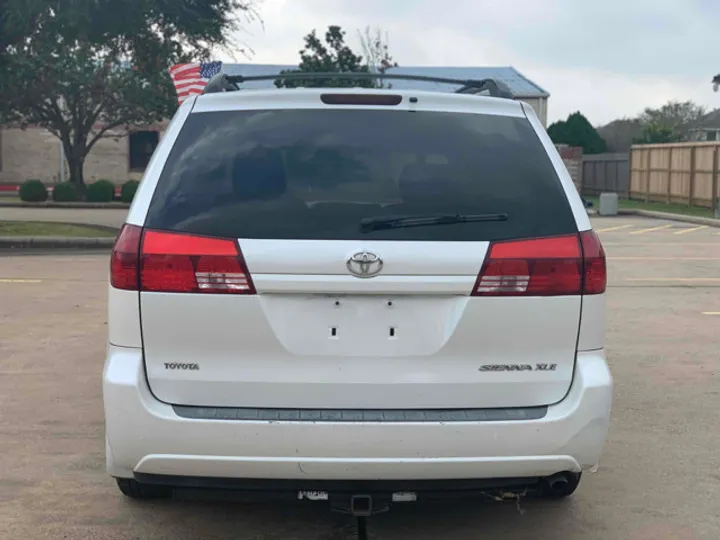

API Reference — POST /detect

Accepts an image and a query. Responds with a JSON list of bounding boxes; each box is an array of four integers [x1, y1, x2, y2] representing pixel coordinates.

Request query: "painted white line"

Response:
[[0, 278, 43, 283], [629, 224, 672, 235], [674, 226, 708, 235], [702, 312, 720, 315]]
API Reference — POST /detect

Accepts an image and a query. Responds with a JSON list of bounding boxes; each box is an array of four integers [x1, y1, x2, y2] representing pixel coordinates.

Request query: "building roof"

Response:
[[222, 64, 549, 98], [688, 109, 720, 131]]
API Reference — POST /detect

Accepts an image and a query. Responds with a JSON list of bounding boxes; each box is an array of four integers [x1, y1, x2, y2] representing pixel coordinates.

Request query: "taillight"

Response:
[[473, 232, 606, 297], [110, 224, 141, 290], [579, 230, 607, 295], [109, 227, 255, 294], [141, 230, 255, 294]]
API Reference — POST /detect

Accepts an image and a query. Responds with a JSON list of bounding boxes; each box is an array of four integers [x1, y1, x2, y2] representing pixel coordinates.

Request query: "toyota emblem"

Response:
[[347, 251, 383, 278]]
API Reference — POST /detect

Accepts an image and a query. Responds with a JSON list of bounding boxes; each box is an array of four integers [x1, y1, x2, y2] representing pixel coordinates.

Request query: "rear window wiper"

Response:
[[359, 213, 508, 233]]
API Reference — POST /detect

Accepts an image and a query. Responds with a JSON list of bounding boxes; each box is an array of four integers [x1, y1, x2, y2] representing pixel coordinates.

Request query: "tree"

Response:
[[548, 112, 607, 154], [632, 123, 682, 144], [598, 100, 707, 150], [276, 25, 380, 88], [0, 0, 259, 190], [629, 101, 705, 145], [357, 26, 398, 88], [597, 118, 643, 152], [637, 101, 705, 136]]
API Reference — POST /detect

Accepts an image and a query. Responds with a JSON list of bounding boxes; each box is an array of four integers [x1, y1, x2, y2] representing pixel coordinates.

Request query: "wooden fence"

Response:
[[630, 142, 720, 209]]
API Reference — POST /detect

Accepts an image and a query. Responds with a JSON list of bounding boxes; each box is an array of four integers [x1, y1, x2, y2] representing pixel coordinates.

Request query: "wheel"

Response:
[[116, 478, 172, 500], [539, 472, 582, 499]]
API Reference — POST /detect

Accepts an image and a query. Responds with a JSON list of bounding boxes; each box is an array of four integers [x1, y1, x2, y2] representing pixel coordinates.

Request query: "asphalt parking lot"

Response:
[[1, 215, 719, 539]]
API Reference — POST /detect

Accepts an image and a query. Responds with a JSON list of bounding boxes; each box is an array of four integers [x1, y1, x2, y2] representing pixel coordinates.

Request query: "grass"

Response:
[[586, 197, 716, 218], [0, 221, 117, 237]]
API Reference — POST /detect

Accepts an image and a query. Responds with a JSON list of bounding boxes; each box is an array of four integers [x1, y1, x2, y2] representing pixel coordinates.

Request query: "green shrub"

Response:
[[19, 179, 48, 202], [121, 180, 140, 203], [86, 179, 115, 202], [51, 182, 78, 202]]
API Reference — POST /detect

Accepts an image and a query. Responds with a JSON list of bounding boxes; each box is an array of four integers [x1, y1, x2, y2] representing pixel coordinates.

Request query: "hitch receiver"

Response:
[[331, 493, 391, 516], [350, 495, 373, 517]]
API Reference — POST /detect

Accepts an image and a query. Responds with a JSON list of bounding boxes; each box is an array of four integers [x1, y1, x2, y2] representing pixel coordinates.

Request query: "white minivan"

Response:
[[104, 74, 612, 512]]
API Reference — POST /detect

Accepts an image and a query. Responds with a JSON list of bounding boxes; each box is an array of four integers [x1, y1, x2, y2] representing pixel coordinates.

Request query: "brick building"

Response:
[[0, 123, 168, 185], [0, 65, 549, 186]]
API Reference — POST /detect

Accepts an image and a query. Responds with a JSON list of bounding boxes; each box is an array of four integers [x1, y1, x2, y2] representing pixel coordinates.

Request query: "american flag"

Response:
[[168, 61, 223, 103]]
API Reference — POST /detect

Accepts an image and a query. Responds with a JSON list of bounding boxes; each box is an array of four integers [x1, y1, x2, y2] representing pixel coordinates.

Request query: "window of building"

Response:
[[129, 130, 159, 172], [707, 131, 718, 142]]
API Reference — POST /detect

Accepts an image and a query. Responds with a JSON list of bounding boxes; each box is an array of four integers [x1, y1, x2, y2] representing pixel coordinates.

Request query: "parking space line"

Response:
[[602, 243, 720, 247], [625, 278, 720, 282], [596, 224, 633, 233], [702, 312, 720, 315], [0, 279, 43, 283], [611, 257, 720, 260], [674, 226, 708, 235], [629, 224, 672, 235]]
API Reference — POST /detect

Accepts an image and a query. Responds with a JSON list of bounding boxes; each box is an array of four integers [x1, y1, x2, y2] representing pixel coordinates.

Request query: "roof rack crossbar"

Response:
[[201, 72, 514, 99], [455, 79, 513, 98]]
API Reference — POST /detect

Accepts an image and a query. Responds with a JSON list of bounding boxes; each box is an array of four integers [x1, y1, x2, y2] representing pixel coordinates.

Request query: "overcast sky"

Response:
[[225, 0, 720, 126]]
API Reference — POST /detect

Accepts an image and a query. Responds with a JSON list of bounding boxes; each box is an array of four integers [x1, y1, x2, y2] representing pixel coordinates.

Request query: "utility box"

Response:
[[598, 193, 619, 216]]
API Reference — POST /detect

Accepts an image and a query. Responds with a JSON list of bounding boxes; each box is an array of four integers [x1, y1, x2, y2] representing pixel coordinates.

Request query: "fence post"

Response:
[[645, 149, 651, 202], [712, 146, 719, 213], [689, 146, 697, 207], [666, 147, 673, 204], [626, 150, 632, 199]]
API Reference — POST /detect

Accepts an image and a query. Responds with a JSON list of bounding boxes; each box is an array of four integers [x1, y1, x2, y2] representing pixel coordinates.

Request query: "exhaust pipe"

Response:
[[541, 472, 581, 498], [546, 473, 570, 491]]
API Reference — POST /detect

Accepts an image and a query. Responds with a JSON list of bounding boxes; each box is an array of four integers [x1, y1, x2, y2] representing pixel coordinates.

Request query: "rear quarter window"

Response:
[[145, 108, 577, 241]]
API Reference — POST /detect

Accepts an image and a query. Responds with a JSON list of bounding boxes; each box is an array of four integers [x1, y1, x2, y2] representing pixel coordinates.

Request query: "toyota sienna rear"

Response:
[[104, 79, 612, 507]]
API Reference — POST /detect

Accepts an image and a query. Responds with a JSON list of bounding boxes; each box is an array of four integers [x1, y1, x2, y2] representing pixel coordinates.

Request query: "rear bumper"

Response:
[[103, 346, 612, 481]]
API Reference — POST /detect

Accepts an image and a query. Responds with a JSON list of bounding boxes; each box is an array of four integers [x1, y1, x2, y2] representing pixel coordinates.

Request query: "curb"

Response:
[[614, 209, 720, 228], [0, 237, 115, 249], [0, 201, 130, 209]]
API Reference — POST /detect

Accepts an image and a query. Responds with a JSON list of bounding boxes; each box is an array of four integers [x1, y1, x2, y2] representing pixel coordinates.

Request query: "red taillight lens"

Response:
[[580, 230, 607, 295], [110, 224, 142, 290], [140, 230, 255, 294], [109, 227, 255, 294], [474, 235, 582, 296]]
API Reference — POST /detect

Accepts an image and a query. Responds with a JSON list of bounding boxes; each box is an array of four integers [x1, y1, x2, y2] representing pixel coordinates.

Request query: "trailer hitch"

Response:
[[331, 494, 387, 540]]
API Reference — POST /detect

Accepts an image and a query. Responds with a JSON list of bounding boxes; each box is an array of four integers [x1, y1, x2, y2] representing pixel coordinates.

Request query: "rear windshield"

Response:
[[145, 109, 577, 241]]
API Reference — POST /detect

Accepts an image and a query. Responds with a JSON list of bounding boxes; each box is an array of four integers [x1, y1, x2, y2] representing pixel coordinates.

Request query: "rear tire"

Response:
[[540, 472, 581, 499], [116, 478, 172, 500]]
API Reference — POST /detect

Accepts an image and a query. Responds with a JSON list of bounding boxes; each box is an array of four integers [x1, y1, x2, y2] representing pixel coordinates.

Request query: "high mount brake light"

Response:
[[109, 226, 256, 294], [472, 232, 606, 297], [320, 94, 403, 106]]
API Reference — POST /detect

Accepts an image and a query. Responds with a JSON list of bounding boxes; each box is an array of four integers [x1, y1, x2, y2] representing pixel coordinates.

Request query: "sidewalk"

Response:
[[0, 206, 127, 229]]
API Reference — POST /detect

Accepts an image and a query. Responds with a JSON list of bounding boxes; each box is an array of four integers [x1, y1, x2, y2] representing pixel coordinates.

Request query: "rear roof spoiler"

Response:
[[201, 72, 515, 100]]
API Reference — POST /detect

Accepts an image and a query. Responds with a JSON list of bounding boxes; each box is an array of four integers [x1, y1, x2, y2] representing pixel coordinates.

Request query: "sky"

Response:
[[223, 0, 720, 126]]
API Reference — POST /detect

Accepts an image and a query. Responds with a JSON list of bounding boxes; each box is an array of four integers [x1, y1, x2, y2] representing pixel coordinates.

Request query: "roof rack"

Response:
[[202, 72, 515, 99]]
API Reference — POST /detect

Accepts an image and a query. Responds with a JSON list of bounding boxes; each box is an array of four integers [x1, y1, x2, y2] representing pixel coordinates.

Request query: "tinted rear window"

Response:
[[145, 109, 577, 241]]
